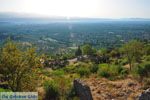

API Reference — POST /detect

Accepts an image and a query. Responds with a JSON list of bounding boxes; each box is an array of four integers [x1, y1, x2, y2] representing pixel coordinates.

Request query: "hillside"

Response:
[[0, 37, 150, 100]]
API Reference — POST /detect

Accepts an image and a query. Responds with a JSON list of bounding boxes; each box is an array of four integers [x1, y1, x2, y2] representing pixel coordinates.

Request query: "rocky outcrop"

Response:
[[74, 79, 93, 100], [138, 88, 150, 100]]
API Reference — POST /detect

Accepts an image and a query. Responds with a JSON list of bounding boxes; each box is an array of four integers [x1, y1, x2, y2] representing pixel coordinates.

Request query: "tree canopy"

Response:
[[82, 44, 96, 56], [121, 40, 144, 71], [0, 38, 43, 91]]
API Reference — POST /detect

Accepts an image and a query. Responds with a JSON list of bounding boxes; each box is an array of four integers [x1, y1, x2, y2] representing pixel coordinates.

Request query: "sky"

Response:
[[0, 0, 150, 18]]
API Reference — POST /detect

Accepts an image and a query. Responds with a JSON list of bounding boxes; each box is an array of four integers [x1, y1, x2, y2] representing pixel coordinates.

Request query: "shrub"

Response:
[[120, 68, 129, 76], [120, 59, 128, 65], [62, 54, 68, 60], [97, 64, 128, 80], [0, 39, 43, 91], [112, 65, 128, 75], [82, 44, 96, 56], [98, 63, 109, 68], [51, 69, 66, 76], [89, 65, 99, 73], [65, 86, 80, 100], [42, 80, 60, 100], [72, 74, 80, 80], [143, 78, 150, 89], [54, 76, 71, 95], [111, 65, 122, 73], [63, 66, 78, 74], [77, 67, 90, 78], [40, 70, 52, 77], [135, 62, 150, 77], [146, 56, 150, 61], [74, 62, 88, 68], [0, 88, 12, 92], [98, 66, 112, 78]]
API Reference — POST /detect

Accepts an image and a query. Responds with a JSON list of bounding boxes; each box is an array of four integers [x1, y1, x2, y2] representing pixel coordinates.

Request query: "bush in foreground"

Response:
[[98, 64, 128, 80], [89, 65, 99, 73], [77, 67, 90, 78], [0, 38, 43, 91], [42, 80, 60, 100], [134, 62, 150, 77]]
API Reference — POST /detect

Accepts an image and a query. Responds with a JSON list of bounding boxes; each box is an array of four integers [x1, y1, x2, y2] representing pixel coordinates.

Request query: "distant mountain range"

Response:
[[0, 12, 150, 24], [0, 12, 150, 20]]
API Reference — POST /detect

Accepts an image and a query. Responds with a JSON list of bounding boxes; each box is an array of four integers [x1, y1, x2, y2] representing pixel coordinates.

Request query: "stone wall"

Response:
[[74, 79, 93, 100]]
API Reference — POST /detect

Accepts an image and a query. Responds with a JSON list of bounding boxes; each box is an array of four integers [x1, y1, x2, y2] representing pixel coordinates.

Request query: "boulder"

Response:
[[74, 79, 93, 100], [138, 88, 150, 100]]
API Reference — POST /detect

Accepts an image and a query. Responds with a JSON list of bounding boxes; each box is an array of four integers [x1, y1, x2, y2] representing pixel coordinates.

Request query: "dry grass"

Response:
[[82, 76, 143, 100]]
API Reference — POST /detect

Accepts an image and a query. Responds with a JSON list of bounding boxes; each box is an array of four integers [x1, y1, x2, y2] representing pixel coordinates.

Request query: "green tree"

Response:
[[75, 46, 82, 56], [0, 39, 43, 91], [144, 44, 150, 55], [82, 44, 96, 56], [100, 48, 110, 63], [121, 40, 144, 71]]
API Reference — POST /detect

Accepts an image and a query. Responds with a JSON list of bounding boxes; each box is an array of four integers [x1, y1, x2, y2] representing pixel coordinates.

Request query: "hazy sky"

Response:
[[0, 0, 150, 18]]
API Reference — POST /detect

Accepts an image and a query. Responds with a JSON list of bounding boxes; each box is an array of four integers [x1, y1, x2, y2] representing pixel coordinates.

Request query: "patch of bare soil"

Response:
[[82, 76, 143, 100]]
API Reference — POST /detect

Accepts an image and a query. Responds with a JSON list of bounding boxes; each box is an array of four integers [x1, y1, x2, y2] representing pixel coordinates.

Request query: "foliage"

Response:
[[40, 69, 52, 77], [98, 66, 116, 79], [145, 44, 150, 55], [100, 48, 110, 63], [109, 49, 120, 58], [145, 56, 150, 61], [0, 39, 43, 91], [98, 63, 109, 68], [0, 21, 150, 55], [65, 86, 80, 100], [134, 62, 150, 77], [51, 69, 66, 77], [143, 78, 150, 89], [62, 54, 68, 60], [63, 66, 78, 74], [98, 64, 128, 80], [120, 68, 129, 77], [0, 88, 12, 92], [121, 40, 144, 71], [82, 44, 96, 56], [42, 76, 78, 100], [119, 59, 128, 65], [74, 62, 89, 68], [89, 65, 99, 73], [75, 46, 82, 56], [77, 67, 90, 78], [42, 80, 60, 100]]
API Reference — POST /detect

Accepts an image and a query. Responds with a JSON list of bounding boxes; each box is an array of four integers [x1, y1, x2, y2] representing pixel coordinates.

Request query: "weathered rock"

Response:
[[128, 82, 135, 87], [138, 88, 150, 100], [74, 79, 93, 100], [105, 92, 112, 99]]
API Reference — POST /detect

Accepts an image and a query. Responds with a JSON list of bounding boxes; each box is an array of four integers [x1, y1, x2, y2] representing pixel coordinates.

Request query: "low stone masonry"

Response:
[[74, 79, 93, 100], [138, 88, 150, 100]]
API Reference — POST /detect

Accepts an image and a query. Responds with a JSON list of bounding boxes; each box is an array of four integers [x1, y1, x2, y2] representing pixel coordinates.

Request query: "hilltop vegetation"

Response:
[[0, 37, 150, 99]]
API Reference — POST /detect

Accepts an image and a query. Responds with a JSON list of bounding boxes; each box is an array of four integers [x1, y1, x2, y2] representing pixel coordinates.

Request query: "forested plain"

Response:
[[1, 19, 150, 100], [0, 19, 150, 55]]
